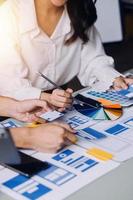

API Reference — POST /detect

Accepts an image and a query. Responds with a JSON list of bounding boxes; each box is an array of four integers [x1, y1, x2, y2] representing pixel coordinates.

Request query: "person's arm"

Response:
[[10, 127, 31, 149], [78, 26, 121, 89], [0, 4, 42, 100], [10, 123, 77, 153], [0, 96, 18, 118], [0, 96, 51, 122], [78, 26, 133, 90]]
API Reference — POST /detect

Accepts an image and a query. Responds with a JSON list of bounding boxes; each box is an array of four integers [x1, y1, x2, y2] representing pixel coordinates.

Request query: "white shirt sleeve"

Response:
[[78, 26, 121, 89], [0, 7, 41, 100], [0, 44, 41, 100], [0, 38, 42, 101]]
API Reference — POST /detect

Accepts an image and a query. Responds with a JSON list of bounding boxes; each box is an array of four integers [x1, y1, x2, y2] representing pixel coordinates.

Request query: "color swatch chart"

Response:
[[82, 85, 133, 107], [74, 94, 123, 121]]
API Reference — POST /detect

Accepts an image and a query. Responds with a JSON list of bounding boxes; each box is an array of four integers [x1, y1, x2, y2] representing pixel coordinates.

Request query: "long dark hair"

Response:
[[66, 0, 97, 44]]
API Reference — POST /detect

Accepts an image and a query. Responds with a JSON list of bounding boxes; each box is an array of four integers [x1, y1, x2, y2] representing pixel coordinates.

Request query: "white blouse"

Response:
[[0, 0, 121, 100]]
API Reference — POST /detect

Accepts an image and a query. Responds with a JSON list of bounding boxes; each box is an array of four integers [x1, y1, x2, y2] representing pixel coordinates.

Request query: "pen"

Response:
[[38, 71, 76, 99], [38, 71, 62, 90], [37, 71, 89, 106]]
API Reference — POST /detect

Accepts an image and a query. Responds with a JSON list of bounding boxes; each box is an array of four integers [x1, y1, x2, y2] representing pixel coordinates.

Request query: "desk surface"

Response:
[[67, 158, 133, 200], [1, 69, 133, 200], [0, 158, 133, 200]]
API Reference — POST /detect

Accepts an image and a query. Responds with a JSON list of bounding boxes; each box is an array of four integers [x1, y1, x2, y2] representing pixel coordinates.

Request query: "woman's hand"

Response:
[[112, 76, 133, 90], [11, 99, 51, 122], [41, 88, 73, 110], [11, 123, 77, 153]]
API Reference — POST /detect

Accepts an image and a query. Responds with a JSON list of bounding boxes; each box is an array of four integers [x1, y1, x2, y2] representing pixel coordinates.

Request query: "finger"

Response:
[[54, 89, 72, 99], [113, 86, 122, 91], [119, 81, 128, 89], [36, 147, 59, 154], [33, 100, 52, 111], [114, 79, 128, 90], [19, 113, 36, 122], [125, 78, 133, 85], [53, 89, 66, 96], [25, 99, 51, 113], [66, 88, 73, 94], [34, 117, 47, 124], [64, 131, 78, 144], [27, 114, 43, 122], [35, 106, 54, 117], [23, 112, 47, 123], [58, 107, 66, 112], [53, 95, 73, 104], [51, 100, 72, 108], [64, 138, 72, 146]]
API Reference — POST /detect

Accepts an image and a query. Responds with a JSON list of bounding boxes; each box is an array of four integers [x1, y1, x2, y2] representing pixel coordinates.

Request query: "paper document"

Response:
[[0, 145, 119, 200], [0, 93, 133, 199]]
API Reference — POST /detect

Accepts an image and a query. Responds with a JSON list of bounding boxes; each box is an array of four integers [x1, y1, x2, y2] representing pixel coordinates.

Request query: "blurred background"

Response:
[[67, 0, 133, 91], [96, 0, 133, 73]]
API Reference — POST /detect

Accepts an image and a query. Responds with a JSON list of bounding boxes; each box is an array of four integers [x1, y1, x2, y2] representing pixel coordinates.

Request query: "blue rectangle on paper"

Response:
[[3, 175, 28, 189], [82, 127, 106, 139], [22, 184, 51, 200], [79, 159, 98, 172], [52, 149, 74, 161], [85, 159, 96, 165], [105, 124, 129, 135]]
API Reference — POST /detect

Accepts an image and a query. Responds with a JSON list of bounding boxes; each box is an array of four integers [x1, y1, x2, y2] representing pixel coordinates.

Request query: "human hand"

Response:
[[112, 76, 133, 90], [26, 122, 77, 153], [41, 88, 73, 109], [11, 99, 51, 122]]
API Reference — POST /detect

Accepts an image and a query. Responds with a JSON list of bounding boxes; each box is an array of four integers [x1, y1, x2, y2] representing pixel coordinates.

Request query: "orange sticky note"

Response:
[[87, 148, 113, 161]]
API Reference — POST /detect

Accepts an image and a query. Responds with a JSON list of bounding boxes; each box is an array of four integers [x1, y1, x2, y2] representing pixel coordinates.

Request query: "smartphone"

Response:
[[3, 151, 50, 177]]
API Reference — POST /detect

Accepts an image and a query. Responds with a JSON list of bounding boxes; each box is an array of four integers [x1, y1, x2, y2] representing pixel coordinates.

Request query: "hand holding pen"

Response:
[[41, 88, 73, 111], [38, 72, 73, 110]]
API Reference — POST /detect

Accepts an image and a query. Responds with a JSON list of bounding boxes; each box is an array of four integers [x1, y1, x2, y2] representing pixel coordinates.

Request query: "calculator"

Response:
[[81, 85, 133, 107]]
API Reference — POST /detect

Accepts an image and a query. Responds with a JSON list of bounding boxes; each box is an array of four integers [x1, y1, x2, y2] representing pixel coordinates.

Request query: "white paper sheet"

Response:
[[0, 95, 132, 199], [78, 109, 133, 162], [0, 145, 119, 200]]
